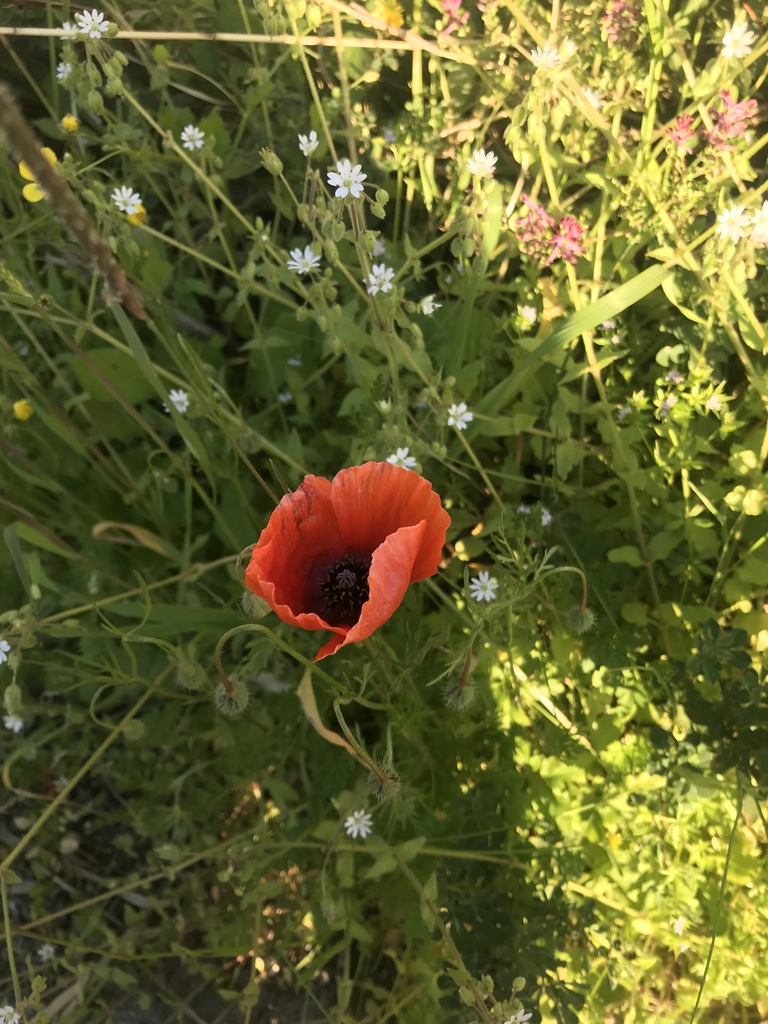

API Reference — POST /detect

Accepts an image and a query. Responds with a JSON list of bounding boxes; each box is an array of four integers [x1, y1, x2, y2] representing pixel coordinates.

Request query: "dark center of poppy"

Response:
[[315, 554, 372, 626]]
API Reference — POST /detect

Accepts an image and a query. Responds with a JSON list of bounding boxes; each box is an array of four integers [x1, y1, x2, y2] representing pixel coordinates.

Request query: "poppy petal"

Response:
[[245, 474, 345, 631], [314, 521, 427, 660], [331, 462, 450, 580]]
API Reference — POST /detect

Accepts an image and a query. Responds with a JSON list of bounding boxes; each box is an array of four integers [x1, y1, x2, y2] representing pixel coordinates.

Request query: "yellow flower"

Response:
[[126, 203, 147, 226], [61, 114, 80, 133], [369, 0, 404, 28], [19, 147, 58, 203], [608, 832, 623, 850], [13, 400, 34, 421]]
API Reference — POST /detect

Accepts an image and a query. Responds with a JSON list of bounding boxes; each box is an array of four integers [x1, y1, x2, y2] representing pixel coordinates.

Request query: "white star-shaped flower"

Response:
[[519, 305, 537, 325], [286, 245, 322, 274], [37, 943, 56, 962], [0, 638, 10, 664], [469, 571, 498, 602], [715, 204, 752, 242], [165, 388, 189, 414], [344, 809, 373, 839], [672, 916, 686, 936], [541, 507, 552, 526], [0, 1008, 21, 1024], [503, 1011, 533, 1024], [584, 87, 603, 110], [327, 159, 367, 199], [3, 715, 23, 734], [447, 402, 473, 430], [74, 8, 110, 38], [386, 447, 417, 469], [180, 125, 205, 151], [111, 186, 143, 216], [56, 60, 73, 81], [465, 147, 498, 179], [419, 294, 441, 315], [751, 200, 768, 246], [366, 263, 395, 295], [61, 20, 76, 38], [298, 130, 319, 157], [721, 21, 757, 60], [530, 44, 561, 69]]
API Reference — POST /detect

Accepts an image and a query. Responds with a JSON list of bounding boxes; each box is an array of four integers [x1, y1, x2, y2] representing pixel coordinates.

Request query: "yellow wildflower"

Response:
[[369, 0, 404, 27], [61, 114, 80, 133], [13, 400, 34, 421], [127, 203, 147, 226], [19, 147, 58, 203]]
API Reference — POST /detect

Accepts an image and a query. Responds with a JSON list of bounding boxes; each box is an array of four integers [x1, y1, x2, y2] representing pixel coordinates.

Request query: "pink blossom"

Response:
[[705, 90, 758, 150], [666, 113, 697, 154], [601, 0, 641, 45], [441, 0, 469, 34], [545, 216, 586, 266], [514, 195, 586, 267]]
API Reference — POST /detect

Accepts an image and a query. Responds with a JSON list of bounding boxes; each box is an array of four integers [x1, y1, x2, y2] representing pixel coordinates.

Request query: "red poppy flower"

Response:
[[245, 461, 451, 660]]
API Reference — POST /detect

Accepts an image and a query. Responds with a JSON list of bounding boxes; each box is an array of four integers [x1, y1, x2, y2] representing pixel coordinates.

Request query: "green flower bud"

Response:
[[259, 148, 284, 176]]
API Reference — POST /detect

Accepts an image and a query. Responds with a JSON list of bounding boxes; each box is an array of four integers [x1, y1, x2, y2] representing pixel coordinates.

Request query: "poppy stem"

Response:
[[214, 624, 347, 697], [333, 698, 380, 776]]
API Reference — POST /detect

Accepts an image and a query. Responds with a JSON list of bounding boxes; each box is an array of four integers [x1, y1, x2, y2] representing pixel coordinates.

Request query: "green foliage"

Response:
[[1, 0, 768, 1021]]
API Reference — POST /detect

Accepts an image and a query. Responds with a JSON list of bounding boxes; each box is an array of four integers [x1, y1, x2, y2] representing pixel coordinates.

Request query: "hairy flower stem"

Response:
[[333, 698, 381, 776], [214, 624, 347, 696], [0, 85, 145, 320]]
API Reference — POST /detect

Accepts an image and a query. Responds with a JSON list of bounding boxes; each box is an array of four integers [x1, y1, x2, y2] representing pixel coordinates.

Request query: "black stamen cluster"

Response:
[[318, 554, 372, 625]]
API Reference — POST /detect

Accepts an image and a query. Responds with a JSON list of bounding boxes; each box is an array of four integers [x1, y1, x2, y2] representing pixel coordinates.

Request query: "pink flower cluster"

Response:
[[601, 0, 641, 45], [441, 0, 469, 34], [666, 91, 758, 157], [705, 90, 758, 150], [514, 195, 586, 267]]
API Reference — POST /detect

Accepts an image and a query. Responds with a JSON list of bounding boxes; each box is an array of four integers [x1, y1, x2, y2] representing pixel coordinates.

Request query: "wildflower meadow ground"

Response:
[[1, 1, 768, 1022]]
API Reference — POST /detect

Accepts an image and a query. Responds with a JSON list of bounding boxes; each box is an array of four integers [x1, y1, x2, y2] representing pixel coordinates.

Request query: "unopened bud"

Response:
[[259, 148, 283, 176]]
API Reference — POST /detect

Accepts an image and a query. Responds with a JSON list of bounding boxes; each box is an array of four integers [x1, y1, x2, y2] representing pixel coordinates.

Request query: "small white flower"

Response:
[[383, 127, 397, 143], [420, 294, 441, 315], [447, 402, 473, 430], [751, 200, 768, 246], [715, 204, 752, 242], [376, 398, 392, 413], [327, 159, 367, 199], [372, 238, 386, 257], [584, 87, 603, 110], [0, 638, 10, 664], [287, 355, 302, 367], [530, 44, 562, 69], [74, 8, 110, 38], [286, 245, 322, 274], [706, 393, 723, 412], [298, 130, 319, 157], [180, 125, 205, 151], [0, 1008, 21, 1024], [366, 263, 395, 295], [617, 405, 631, 420], [602, 319, 616, 329], [56, 60, 73, 81], [465, 147, 498, 179], [111, 186, 143, 216], [721, 21, 757, 60], [37, 942, 56, 962], [277, 392, 292, 403], [344, 809, 373, 839], [517, 504, 531, 514], [3, 715, 23, 734], [61, 20, 76, 38], [166, 388, 189, 414], [504, 1012, 533, 1024], [469, 571, 498, 602], [387, 447, 417, 469], [659, 395, 677, 419], [541, 507, 552, 526], [672, 916, 686, 936], [519, 305, 537, 325]]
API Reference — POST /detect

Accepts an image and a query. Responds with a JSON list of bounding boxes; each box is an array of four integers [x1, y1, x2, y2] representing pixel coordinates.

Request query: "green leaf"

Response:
[[607, 545, 643, 567]]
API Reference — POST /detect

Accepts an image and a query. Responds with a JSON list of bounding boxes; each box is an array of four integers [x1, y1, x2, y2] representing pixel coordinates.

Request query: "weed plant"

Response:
[[1, 0, 768, 1022]]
